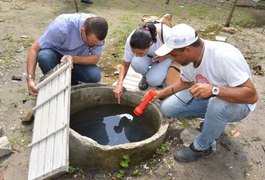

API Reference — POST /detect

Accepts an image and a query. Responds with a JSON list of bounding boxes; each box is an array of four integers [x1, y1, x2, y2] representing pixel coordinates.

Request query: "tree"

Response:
[[225, 0, 238, 27]]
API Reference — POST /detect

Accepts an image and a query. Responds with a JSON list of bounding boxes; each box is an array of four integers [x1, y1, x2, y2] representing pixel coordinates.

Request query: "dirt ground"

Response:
[[0, 0, 265, 180]]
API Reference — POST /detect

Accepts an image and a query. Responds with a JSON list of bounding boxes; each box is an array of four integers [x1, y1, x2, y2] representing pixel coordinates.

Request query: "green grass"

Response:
[[0, 34, 34, 69]]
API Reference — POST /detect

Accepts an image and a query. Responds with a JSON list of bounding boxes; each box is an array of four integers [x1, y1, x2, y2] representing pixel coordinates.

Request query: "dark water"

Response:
[[70, 104, 157, 146]]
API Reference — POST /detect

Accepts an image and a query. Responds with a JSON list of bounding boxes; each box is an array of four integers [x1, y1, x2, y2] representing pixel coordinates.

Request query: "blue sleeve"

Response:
[[38, 21, 66, 49]]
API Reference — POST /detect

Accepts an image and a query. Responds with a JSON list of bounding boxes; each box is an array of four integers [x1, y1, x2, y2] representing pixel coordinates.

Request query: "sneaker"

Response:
[[81, 0, 93, 4], [138, 77, 149, 91], [174, 143, 213, 162]]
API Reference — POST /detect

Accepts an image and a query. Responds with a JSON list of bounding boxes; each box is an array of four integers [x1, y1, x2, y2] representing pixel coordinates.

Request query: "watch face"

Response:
[[212, 86, 219, 95]]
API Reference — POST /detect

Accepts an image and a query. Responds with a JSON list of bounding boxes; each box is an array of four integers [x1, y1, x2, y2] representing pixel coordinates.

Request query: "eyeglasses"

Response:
[[84, 32, 104, 48]]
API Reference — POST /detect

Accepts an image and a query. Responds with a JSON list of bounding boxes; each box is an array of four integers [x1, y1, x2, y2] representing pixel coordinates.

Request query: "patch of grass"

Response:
[[8, 136, 30, 147], [68, 165, 84, 177], [115, 154, 131, 179], [173, 3, 258, 28], [100, 15, 139, 84], [17, 88, 36, 101], [178, 118, 192, 128], [233, 9, 257, 27], [156, 142, 170, 156], [0, 34, 34, 70], [132, 166, 141, 176], [197, 24, 223, 40]]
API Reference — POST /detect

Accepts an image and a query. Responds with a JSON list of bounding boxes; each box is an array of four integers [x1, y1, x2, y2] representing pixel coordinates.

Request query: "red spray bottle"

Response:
[[133, 89, 157, 116]]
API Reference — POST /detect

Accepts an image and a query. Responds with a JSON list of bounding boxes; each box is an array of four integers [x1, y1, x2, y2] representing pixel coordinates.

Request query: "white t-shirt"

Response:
[[123, 24, 171, 62], [181, 40, 255, 111]]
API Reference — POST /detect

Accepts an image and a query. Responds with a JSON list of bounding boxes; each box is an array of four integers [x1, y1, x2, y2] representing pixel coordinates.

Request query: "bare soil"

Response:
[[0, 0, 265, 180]]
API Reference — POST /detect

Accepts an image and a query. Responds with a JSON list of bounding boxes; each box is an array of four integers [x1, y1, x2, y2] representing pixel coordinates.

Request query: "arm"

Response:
[[113, 61, 130, 104], [190, 79, 258, 104], [152, 77, 190, 101], [26, 42, 40, 96], [72, 55, 100, 65], [152, 54, 172, 63]]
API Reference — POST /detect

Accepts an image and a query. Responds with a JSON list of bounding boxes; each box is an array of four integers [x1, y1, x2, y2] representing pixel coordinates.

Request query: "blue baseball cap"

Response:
[[155, 23, 198, 56]]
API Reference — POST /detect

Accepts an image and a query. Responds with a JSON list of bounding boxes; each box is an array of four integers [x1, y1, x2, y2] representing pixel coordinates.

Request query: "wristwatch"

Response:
[[212, 84, 219, 96], [26, 74, 35, 81]]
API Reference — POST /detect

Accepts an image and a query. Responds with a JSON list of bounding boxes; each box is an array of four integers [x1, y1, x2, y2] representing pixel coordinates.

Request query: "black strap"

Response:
[[169, 65, 180, 73], [160, 23, 164, 43]]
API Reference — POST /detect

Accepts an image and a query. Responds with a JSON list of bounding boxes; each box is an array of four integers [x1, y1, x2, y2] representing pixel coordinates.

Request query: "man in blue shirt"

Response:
[[26, 13, 108, 96]]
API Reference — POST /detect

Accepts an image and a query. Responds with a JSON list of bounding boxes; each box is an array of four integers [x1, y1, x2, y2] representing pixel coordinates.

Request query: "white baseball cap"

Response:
[[155, 23, 198, 56]]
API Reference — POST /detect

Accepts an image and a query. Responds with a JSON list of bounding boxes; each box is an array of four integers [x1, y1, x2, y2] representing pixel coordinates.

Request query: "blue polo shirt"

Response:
[[38, 13, 103, 56]]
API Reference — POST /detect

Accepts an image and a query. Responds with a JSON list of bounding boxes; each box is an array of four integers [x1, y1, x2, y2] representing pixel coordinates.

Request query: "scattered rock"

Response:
[[113, 70, 119, 75], [215, 35, 227, 42], [221, 27, 236, 34], [230, 129, 241, 137], [20, 35, 29, 39], [0, 136, 13, 158], [20, 111, 34, 122], [253, 64, 264, 76], [11, 75, 22, 81], [180, 127, 200, 147]]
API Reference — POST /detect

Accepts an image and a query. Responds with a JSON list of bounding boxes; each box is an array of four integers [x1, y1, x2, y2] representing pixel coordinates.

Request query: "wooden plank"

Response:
[[28, 61, 71, 180]]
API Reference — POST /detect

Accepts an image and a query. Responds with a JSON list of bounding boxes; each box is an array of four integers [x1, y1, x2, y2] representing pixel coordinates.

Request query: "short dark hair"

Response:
[[130, 22, 157, 49], [190, 32, 202, 47], [83, 17, 108, 40]]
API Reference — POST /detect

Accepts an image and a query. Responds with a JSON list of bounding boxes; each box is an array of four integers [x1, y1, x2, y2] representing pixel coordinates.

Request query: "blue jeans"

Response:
[[37, 49, 101, 85], [131, 55, 172, 87], [160, 89, 250, 150]]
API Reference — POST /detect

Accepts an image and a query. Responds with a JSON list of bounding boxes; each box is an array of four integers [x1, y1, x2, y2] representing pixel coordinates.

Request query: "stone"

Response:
[[180, 127, 200, 147], [0, 136, 13, 157]]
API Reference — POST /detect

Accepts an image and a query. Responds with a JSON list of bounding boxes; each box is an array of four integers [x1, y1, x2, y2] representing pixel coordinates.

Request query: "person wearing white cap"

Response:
[[151, 23, 258, 162], [113, 22, 174, 104]]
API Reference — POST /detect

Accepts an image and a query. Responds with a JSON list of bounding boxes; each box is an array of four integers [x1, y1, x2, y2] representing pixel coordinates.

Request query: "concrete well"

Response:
[[69, 84, 169, 170]]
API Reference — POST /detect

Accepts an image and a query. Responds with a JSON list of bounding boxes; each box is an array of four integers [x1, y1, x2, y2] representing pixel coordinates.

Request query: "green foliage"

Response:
[[156, 142, 170, 156], [120, 154, 131, 168], [68, 165, 84, 177], [116, 154, 131, 179], [8, 136, 30, 147], [0, 34, 34, 69], [132, 166, 141, 176], [179, 119, 191, 128]]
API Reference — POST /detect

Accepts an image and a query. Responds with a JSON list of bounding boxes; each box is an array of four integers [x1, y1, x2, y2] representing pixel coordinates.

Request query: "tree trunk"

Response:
[[225, 0, 238, 27]]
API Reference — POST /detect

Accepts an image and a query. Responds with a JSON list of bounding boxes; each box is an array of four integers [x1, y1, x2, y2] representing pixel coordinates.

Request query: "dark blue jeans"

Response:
[[37, 49, 101, 85]]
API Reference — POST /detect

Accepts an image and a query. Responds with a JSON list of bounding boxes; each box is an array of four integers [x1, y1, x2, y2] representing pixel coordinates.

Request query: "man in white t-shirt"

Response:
[[151, 23, 258, 162]]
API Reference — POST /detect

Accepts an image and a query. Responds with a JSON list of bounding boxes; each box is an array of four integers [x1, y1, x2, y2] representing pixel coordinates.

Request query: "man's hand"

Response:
[[27, 79, 38, 96], [61, 55, 73, 63], [189, 83, 212, 98]]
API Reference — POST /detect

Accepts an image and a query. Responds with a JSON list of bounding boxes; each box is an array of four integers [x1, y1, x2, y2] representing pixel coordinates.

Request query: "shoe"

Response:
[[174, 143, 213, 162], [81, 0, 93, 4], [138, 77, 149, 91]]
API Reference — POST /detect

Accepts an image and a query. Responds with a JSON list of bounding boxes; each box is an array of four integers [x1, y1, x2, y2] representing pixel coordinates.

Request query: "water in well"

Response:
[[70, 104, 157, 146]]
